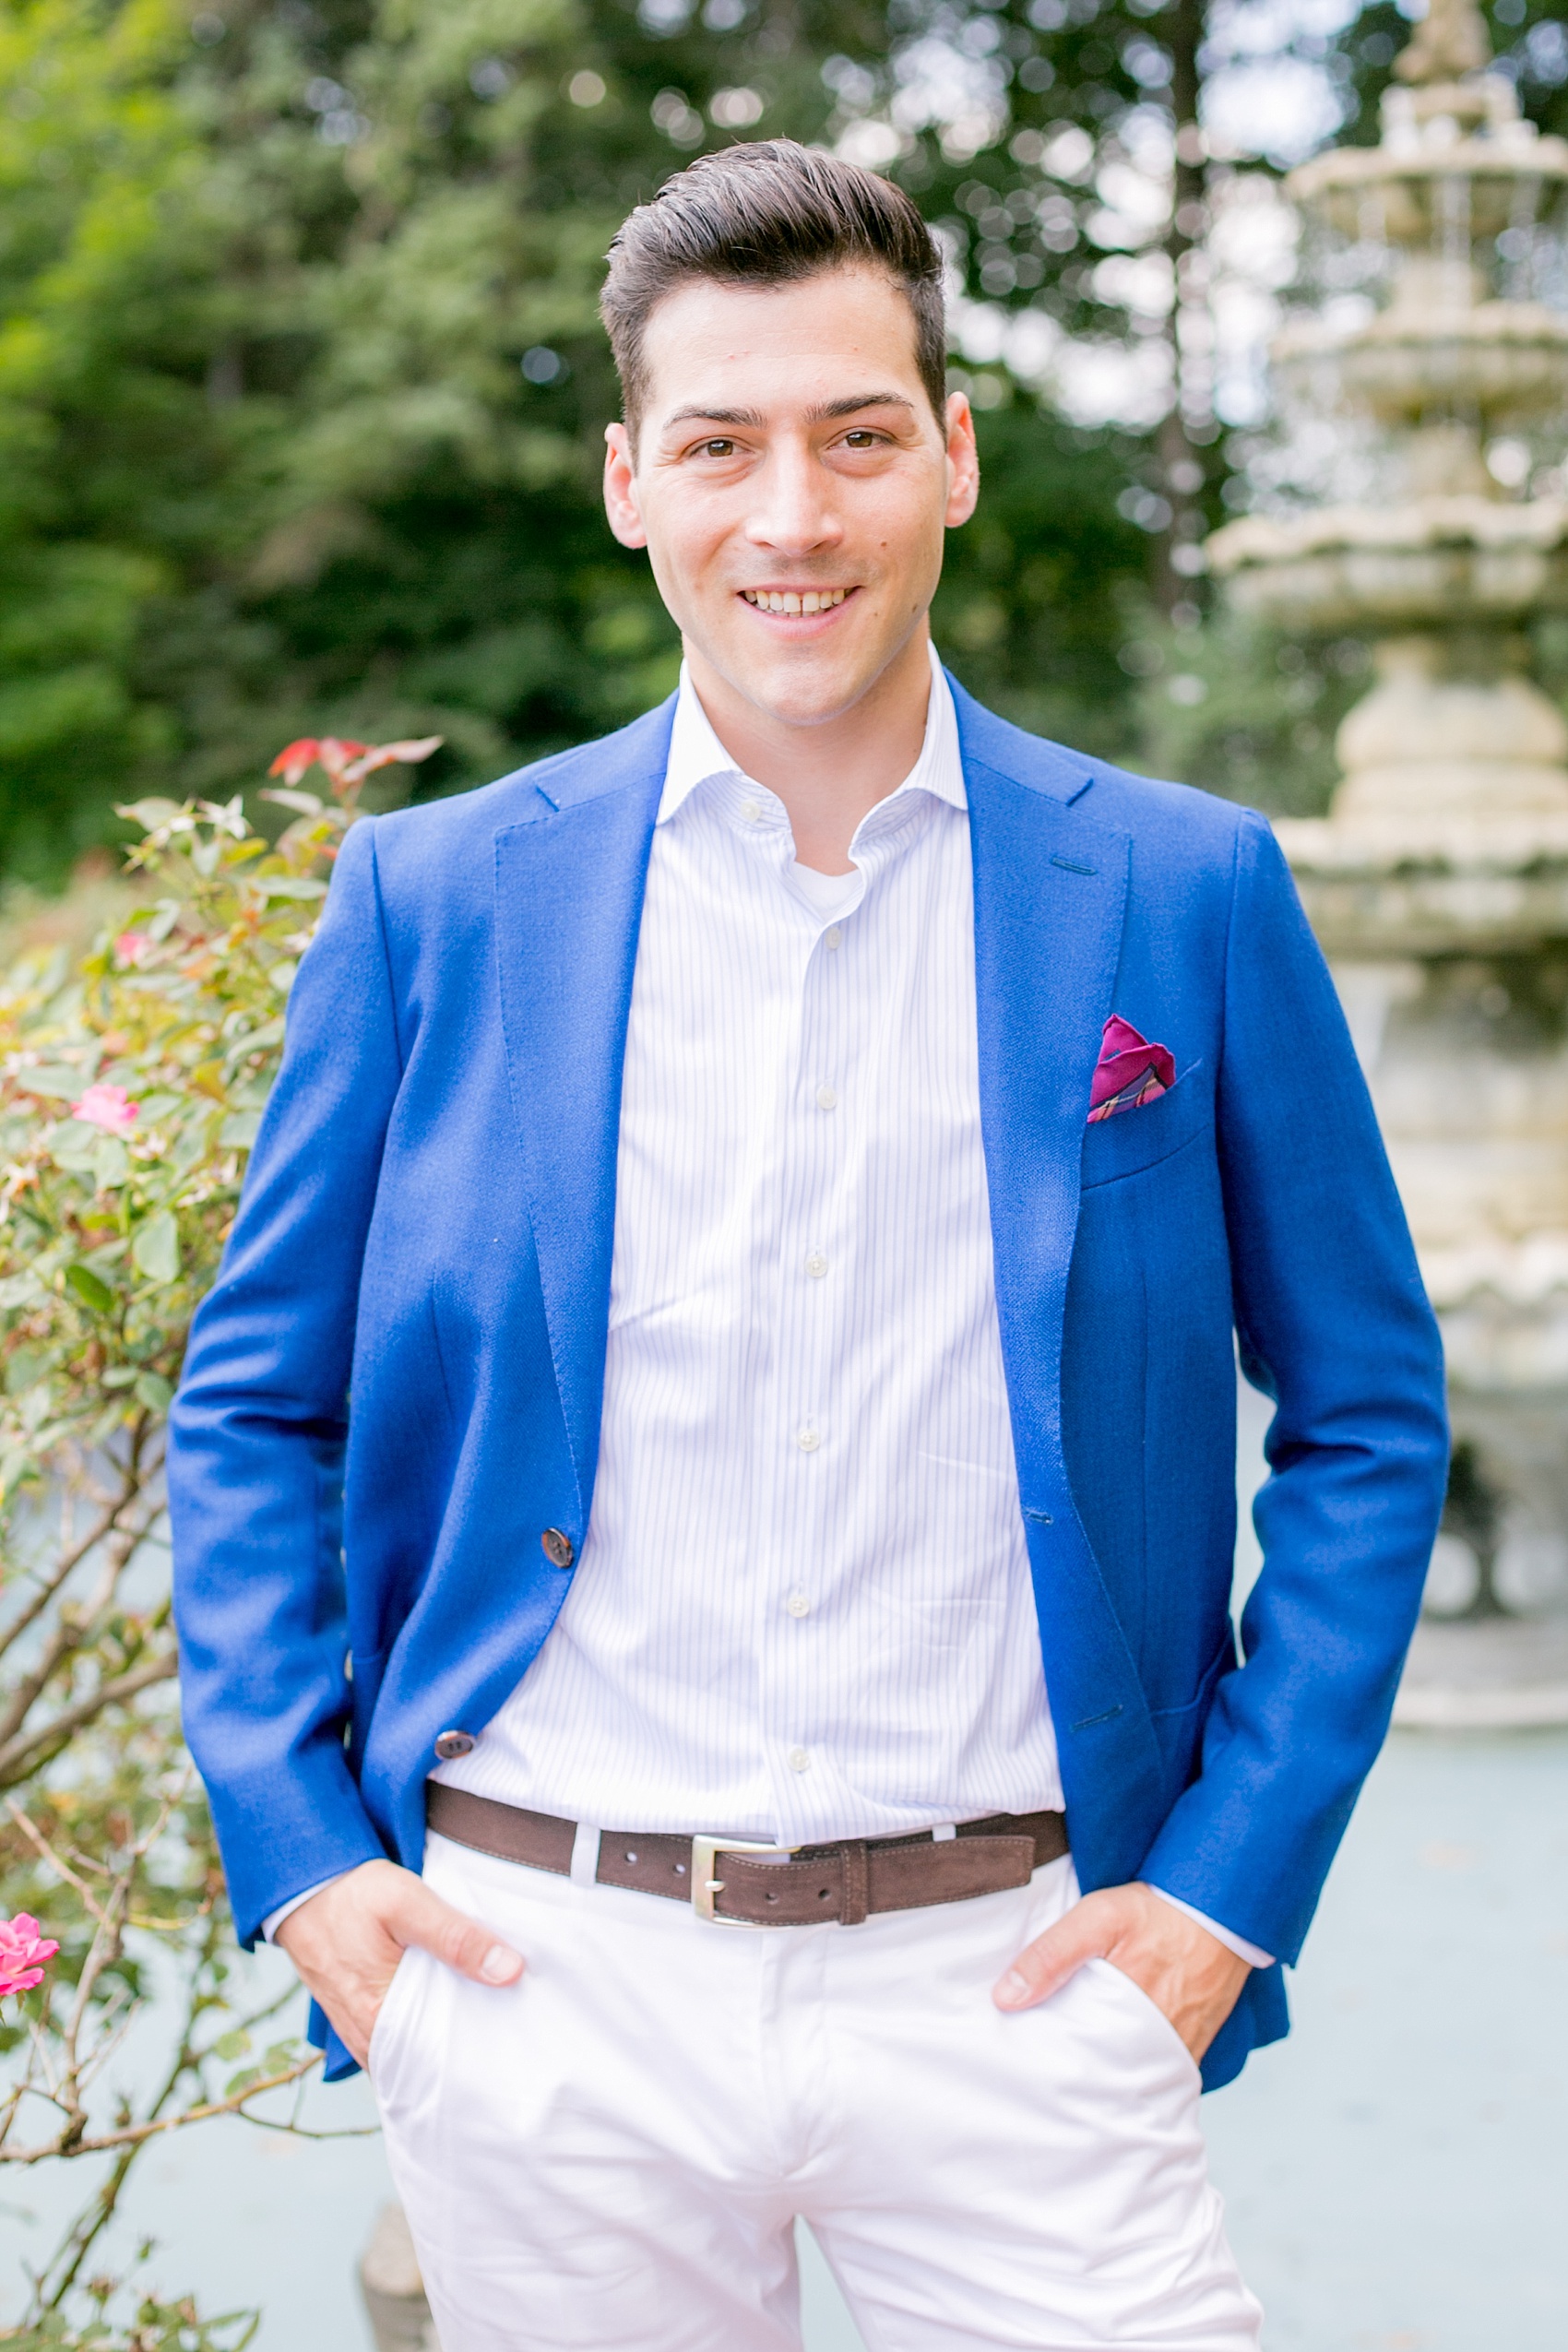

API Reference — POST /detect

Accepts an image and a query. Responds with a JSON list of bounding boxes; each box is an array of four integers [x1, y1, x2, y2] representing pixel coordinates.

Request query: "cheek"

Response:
[[641, 495, 733, 590]]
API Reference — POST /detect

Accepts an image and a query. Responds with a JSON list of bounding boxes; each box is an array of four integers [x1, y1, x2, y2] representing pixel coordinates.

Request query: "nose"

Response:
[[743, 436, 843, 559]]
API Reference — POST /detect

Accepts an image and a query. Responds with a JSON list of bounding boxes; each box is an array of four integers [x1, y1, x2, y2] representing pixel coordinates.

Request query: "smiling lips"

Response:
[[741, 587, 851, 615]]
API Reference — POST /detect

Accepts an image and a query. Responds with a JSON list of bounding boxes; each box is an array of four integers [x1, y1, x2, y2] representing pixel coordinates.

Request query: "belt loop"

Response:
[[570, 1822, 601, 1889], [840, 1839, 869, 1928]]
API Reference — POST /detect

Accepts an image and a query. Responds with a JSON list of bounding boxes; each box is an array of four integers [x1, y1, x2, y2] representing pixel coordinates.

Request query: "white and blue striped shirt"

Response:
[[445, 647, 1065, 1845]]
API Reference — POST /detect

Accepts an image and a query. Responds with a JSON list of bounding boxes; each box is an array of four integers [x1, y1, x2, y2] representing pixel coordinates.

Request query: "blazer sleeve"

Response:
[[170, 818, 402, 1945], [1138, 810, 1448, 1965]]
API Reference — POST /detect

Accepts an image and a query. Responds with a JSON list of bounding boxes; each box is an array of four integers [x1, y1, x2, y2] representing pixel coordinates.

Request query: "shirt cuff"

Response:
[[1145, 1886, 1275, 1970], [261, 1873, 350, 1945]]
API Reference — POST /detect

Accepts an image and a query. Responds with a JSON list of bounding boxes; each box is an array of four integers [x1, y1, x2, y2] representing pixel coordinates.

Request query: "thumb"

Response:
[[993, 1894, 1115, 2012], [388, 1875, 524, 1987]]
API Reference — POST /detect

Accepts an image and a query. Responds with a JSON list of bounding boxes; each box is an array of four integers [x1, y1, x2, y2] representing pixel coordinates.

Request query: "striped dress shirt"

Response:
[[441, 647, 1065, 1843]]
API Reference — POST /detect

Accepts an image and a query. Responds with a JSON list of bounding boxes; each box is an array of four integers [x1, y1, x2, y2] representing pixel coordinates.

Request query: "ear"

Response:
[[943, 392, 980, 530], [603, 423, 648, 549]]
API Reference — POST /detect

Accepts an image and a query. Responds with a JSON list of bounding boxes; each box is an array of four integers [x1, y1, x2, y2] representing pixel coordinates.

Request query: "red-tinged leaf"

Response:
[[340, 734, 444, 784], [315, 737, 370, 782], [267, 738, 320, 786]]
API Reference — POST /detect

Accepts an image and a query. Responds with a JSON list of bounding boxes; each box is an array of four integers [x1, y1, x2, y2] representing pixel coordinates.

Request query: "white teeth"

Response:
[[742, 588, 848, 612]]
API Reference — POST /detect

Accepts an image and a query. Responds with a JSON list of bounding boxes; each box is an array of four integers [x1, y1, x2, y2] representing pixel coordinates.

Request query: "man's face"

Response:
[[602, 266, 979, 729]]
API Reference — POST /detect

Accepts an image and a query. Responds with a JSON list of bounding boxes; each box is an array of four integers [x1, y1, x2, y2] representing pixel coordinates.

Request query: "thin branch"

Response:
[[0, 1479, 159, 1752], [5, 1798, 113, 1926], [0, 2057, 323, 2165], [0, 1651, 177, 1785], [0, 1479, 136, 1670]]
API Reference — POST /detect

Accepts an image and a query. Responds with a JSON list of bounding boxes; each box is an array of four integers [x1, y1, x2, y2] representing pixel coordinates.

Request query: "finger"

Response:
[[993, 1900, 1115, 2011], [386, 1877, 524, 1986]]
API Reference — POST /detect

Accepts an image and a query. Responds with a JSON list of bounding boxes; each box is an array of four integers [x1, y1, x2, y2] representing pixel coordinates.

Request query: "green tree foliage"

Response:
[[0, 0, 206, 876], [0, 0, 1169, 878]]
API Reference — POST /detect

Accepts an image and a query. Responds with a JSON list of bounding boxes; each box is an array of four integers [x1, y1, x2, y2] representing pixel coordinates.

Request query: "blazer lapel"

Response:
[[956, 683, 1167, 1854], [493, 706, 671, 1518]]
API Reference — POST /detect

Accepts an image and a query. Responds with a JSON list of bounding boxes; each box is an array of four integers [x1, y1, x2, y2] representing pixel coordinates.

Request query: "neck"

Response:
[[683, 626, 934, 874]]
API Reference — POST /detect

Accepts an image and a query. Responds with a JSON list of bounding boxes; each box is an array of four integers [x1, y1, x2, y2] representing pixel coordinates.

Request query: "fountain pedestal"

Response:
[[1210, 3, 1568, 1723]]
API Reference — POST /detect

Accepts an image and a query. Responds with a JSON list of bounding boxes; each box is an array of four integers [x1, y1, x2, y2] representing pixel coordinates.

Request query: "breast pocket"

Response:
[[1079, 1061, 1207, 1191]]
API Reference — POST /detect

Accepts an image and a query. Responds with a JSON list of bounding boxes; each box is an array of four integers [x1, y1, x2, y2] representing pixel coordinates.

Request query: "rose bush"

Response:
[[0, 734, 437, 2347]]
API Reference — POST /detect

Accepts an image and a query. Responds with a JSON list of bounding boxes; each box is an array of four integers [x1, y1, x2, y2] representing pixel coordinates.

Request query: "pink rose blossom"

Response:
[[71, 1082, 139, 1135], [0, 1913, 59, 2000], [114, 932, 150, 966]]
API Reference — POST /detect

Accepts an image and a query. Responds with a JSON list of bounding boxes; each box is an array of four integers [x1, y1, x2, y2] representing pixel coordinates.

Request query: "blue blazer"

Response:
[[169, 678, 1448, 2089]]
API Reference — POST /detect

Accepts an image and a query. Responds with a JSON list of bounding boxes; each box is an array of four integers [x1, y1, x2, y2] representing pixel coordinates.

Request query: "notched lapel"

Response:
[[493, 762, 663, 1515]]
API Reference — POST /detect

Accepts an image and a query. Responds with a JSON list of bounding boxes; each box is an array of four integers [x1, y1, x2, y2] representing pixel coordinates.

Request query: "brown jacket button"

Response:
[[434, 1729, 476, 1761], [541, 1527, 575, 1569]]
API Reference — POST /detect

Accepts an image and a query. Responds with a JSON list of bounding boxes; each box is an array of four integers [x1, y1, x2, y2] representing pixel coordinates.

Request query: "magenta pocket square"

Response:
[[1087, 1016, 1176, 1123]]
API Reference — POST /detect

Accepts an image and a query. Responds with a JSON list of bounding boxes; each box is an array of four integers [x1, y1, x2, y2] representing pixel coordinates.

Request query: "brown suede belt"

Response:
[[426, 1780, 1069, 1929]]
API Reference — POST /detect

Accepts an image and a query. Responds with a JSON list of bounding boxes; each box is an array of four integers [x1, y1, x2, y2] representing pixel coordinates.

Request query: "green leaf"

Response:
[[5, 1344, 49, 1393], [134, 1370, 173, 1413], [92, 1135, 129, 1188], [218, 1110, 261, 1149], [267, 961, 297, 995], [210, 2029, 250, 2062], [65, 1264, 115, 1313], [24, 1066, 86, 1099], [136, 1091, 184, 1120], [223, 2065, 262, 2097], [254, 875, 327, 900], [130, 1211, 180, 1286]]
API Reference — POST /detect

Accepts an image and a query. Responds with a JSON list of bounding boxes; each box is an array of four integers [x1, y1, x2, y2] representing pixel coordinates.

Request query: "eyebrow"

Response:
[[659, 391, 918, 434]]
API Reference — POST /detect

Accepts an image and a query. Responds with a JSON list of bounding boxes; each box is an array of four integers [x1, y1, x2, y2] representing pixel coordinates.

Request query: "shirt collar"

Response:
[[657, 640, 966, 828]]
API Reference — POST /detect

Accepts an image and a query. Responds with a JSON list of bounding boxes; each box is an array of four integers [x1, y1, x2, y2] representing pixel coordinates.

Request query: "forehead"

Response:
[[638, 266, 927, 427]]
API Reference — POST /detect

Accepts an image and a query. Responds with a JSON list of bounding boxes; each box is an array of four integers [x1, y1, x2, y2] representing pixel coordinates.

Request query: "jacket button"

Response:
[[541, 1527, 575, 1569], [434, 1729, 476, 1761]]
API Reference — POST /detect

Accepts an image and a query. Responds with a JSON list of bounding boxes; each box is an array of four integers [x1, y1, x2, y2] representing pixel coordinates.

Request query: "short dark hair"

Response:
[[600, 141, 947, 448]]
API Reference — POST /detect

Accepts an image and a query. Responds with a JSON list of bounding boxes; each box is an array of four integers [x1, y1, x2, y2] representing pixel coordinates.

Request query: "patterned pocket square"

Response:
[[1087, 1016, 1176, 1123]]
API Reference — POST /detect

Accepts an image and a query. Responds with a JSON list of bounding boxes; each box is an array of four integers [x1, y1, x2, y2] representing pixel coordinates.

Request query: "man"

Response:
[[171, 143, 1448, 2349]]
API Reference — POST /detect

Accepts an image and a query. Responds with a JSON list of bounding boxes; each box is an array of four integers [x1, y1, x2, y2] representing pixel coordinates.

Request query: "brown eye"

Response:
[[702, 438, 735, 457], [844, 431, 879, 447]]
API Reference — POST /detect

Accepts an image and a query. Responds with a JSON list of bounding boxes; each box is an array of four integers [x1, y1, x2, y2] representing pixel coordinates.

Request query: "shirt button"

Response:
[[816, 1085, 837, 1111], [787, 1592, 812, 1617], [804, 1252, 827, 1278], [741, 800, 763, 825], [789, 1746, 811, 1772], [796, 1424, 821, 1453], [825, 926, 842, 950], [434, 1729, 476, 1761], [540, 1527, 575, 1569]]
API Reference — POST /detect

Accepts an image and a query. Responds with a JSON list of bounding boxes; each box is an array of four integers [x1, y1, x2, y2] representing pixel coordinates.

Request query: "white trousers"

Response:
[[371, 1831, 1263, 2352]]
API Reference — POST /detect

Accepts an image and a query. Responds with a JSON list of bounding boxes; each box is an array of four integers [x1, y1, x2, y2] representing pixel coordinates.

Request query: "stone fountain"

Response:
[[1209, 0, 1568, 1726]]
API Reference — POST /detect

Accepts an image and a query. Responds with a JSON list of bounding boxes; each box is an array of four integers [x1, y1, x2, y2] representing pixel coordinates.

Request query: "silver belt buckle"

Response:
[[691, 1835, 799, 1924]]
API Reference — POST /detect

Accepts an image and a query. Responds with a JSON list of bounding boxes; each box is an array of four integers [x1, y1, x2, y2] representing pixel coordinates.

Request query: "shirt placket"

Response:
[[762, 803, 926, 1845]]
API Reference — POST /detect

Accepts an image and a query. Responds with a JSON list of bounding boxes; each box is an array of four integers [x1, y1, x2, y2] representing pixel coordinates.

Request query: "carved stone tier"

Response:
[[1210, 502, 1568, 634]]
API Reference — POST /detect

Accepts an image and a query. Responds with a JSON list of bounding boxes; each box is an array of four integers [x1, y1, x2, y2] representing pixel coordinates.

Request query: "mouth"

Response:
[[740, 587, 855, 617]]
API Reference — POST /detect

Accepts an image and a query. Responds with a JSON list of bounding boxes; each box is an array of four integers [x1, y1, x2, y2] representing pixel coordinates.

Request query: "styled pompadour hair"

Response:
[[600, 140, 947, 447]]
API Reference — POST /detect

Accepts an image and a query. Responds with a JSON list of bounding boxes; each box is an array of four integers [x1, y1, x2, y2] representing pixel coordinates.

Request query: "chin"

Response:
[[725, 647, 885, 729]]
